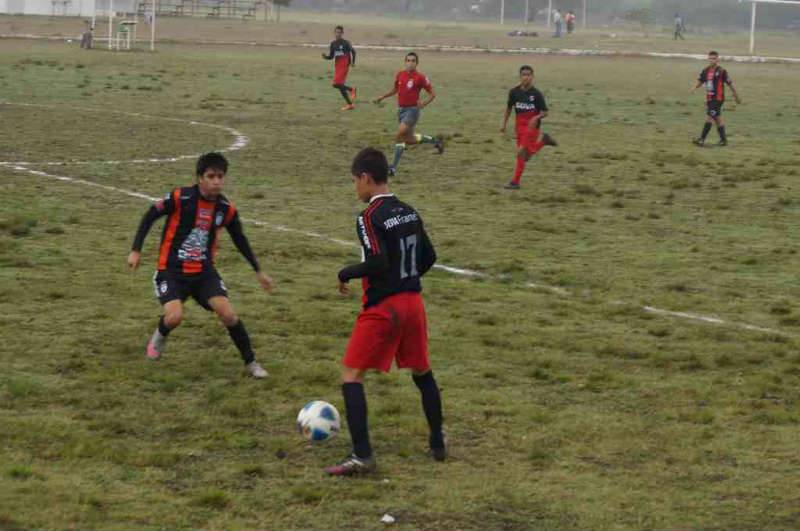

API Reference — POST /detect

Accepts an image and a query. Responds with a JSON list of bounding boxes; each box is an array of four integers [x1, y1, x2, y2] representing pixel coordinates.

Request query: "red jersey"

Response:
[[394, 70, 432, 108]]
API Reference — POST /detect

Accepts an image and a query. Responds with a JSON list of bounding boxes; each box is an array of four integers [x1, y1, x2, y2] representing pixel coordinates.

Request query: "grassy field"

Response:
[[2, 11, 800, 58], [1, 32, 800, 530]]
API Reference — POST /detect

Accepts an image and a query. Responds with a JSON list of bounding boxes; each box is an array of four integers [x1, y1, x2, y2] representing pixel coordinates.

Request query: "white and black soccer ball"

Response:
[[296, 400, 341, 442]]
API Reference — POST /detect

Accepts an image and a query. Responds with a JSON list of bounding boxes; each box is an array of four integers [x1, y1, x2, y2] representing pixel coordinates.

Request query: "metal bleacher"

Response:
[[138, 0, 264, 19]]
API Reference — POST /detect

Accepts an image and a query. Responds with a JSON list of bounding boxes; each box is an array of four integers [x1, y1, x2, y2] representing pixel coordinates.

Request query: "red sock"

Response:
[[512, 157, 526, 184]]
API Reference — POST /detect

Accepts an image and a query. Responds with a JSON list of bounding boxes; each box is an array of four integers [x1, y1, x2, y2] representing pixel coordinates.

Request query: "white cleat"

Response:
[[246, 361, 268, 379]]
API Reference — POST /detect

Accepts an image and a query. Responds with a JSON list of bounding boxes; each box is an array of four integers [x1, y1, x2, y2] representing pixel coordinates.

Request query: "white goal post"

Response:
[[740, 0, 800, 54]]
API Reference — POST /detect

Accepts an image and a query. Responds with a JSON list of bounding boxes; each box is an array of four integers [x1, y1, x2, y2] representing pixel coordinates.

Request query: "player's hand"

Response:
[[500, 125, 506, 133], [735, 96, 742, 104], [256, 271, 273, 292], [372, 97, 382, 104], [338, 281, 350, 296], [320, 53, 326, 59], [127, 250, 140, 271]]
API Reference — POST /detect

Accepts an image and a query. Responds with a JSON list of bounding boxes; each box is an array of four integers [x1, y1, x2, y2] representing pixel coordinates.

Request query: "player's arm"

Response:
[[349, 43, 356, 66], [417, 225, 437, 276], [419, 85, 436, 109], [338, 215, 389, 293], [373, 85, 398, 104], [226, 212, 273, 292], [128, 194, 173, 271], [531, 91, 549, 130], [501, 90, 513, 132], [725, 73, 741, 103], [321, 42, 334, 60], [690, 73, 703, 93]]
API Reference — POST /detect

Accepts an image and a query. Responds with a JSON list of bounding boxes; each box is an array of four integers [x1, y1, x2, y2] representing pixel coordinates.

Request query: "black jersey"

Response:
[[323, 39, 356, 65], [507, 85, 548, 127], [338, 194, 436, 309], [699, 66, 731, 103], [132, 185, 259, 275]]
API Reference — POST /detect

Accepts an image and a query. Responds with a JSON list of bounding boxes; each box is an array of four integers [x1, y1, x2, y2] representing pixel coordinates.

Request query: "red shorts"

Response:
[[333, 60, 350, 85], [516, 126, 541, 152], [343, 292, 430, 373]]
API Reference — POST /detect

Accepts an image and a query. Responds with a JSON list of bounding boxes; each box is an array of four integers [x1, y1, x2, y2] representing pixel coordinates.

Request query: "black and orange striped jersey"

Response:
[[699, 66, 732, 102], [338, 194, 436, 309], [132, 185, 259, 275]]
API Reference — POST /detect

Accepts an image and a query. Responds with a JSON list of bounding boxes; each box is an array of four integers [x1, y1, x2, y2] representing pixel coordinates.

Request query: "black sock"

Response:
[[226, 320, 255, 364], [158, 315, 172, 337], [334, 84, 352, 104], [718, 126, 727, 141], [701, 122, 712, 140], [413, 371, 444, 449], [342, 382, 371, 459]]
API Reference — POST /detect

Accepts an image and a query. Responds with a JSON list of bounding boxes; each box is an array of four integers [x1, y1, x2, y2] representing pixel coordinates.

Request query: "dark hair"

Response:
[[708, 50, 719, 57], [351, 148, 389, 184], [335, 25, 343, 31], [196, 152, 228, 177], [406, 51, 419, 63], [519, 64, 533, 74]]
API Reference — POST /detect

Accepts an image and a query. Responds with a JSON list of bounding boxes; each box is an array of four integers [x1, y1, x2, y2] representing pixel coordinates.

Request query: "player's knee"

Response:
[[341, 366, 365, 383], [164, 309, 183, 328], [217, 310, 238, 327]]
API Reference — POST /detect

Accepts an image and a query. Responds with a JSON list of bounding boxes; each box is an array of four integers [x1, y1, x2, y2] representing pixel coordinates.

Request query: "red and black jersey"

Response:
[[507, 85, 548, 128], [338, 194, 437, 309], [323, 39, 356, 66], [699, 66, 731, 102], [132, 185, 260, 275], [395, 70, 432, 108]]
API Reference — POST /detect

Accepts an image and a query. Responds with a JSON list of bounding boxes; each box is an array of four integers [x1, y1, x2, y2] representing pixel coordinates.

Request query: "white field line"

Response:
[[2, 33, 800, 64], [0, 103, 789, 337]]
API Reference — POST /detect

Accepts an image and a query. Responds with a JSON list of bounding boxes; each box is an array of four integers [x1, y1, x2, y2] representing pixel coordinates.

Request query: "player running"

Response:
[[373, 52, 444, 176], [322, 25, 357, 111], [500, 65, 557, 190], [691, 51, 741, 147], [127, 152, 273, 379], [325, 147, 445, 476]]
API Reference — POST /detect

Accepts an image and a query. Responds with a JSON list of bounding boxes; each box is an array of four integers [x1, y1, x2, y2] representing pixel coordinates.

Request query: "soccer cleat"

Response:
[[692, 138, 705, 147], [145, 339, 162, 360], [504, 182, 520, 190], [429, 432, 448, 462], [434, 134, 445, 154], [246, 361, 268, 379], [324, 453, 377, 476], [718, 139, 728, 147], [340, 103, 355, 111], [542, 133, 558, 147], [349, 87, 357, 103], [388, 167, 397, 177]]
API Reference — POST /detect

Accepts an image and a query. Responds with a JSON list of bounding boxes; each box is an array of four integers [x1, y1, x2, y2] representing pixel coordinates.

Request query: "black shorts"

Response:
[[152, 270, 228, 310], [706, 100, 723, 118]]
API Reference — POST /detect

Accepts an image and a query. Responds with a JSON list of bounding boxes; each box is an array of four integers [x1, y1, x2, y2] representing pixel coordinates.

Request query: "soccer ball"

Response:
[[296, 400, 341, 442]]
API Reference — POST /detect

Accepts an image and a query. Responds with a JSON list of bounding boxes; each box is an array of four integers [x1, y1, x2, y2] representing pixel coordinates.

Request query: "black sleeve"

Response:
[[338, 212, 390, 282], [417, 225, 437, 276], [226, 212, 260, 272], [698, 68, 705, 83], [338, 253, 389, 283], [507, 89, 515, 110], [322, 41, 334, 60], [131, 193, 173, 251], [536, 89, 548, 112], [349, 41, 356, 65]]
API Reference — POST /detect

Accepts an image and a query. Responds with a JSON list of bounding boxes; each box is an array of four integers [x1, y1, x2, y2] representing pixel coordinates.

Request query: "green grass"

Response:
[[1, 35, 800, 530]]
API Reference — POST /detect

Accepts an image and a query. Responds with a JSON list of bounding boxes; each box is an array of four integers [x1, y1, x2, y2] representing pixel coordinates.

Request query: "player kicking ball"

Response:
[[690, 51, 741, 147], [373, 52, 444, 176], [322, 25, 357, 111], [127, 152, 273, 379], [325, 148, 446, 476], [500, 65, 557, 190]]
